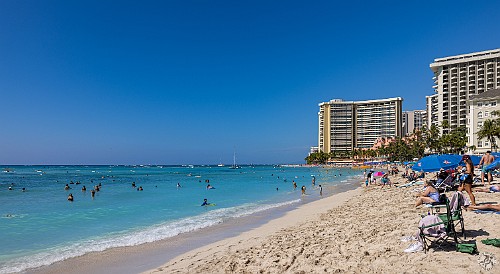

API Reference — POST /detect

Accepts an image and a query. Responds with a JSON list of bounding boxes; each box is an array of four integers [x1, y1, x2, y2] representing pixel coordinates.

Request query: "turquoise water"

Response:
[[0, 165, 362, 273]]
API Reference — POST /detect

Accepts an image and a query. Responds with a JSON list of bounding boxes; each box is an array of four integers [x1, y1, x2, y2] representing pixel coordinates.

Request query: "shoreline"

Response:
[[28, 176, 362, 274], [145, 186, 362, 274], [146, 174, 500, 274]]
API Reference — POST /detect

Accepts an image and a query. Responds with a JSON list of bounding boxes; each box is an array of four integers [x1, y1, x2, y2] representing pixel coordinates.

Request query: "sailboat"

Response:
[[229, 151, 241, 169]]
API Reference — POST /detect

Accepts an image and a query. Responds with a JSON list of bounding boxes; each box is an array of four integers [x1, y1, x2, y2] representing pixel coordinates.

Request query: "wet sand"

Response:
[[147, 177, 500, 273], [28, 179, 360, 274]]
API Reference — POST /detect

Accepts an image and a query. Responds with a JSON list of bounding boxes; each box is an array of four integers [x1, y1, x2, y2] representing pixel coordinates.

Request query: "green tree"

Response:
[[477, 119, 499, 151]]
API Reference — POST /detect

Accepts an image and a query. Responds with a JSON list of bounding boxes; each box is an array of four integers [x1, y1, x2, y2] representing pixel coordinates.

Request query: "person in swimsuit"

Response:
[[458, 155, 476, 206], [415, 180, 440, 207], [479, 150, 495, 185], [67, 193, 74, 202], [473, 185, 500, 193], [201, 198, 209, 206]]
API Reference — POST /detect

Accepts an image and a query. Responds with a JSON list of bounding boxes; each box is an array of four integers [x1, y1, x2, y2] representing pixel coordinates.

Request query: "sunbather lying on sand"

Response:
[[467, 204, 500, 211], [473, 185, 500, 193]]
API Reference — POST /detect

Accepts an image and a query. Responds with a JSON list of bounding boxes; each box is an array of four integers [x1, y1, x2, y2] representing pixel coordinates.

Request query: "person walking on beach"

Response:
[[479, 150, 494, 185], [458, 155, 476, 206]]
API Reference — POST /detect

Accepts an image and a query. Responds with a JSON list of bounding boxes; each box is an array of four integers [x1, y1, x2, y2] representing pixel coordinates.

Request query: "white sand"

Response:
[[147, 179, 500, 273]]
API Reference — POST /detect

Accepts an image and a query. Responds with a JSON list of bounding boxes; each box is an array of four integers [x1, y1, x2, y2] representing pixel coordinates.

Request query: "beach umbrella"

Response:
[[491, 152, 500, 158], [412, 154, 462, 172], [373, 171, 385, 177], [468, 155, 481, 166], [485, 157, 500, 171]]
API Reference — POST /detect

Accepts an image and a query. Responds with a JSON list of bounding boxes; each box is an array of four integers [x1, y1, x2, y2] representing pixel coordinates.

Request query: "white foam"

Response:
[[0, 199, 300, 274]]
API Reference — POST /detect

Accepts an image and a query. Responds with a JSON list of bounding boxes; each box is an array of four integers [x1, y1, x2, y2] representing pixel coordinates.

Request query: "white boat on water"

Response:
[[229, 152, 240, 169]]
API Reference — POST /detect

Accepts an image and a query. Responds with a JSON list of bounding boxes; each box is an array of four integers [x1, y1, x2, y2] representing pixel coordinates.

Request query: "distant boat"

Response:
[[229, 152, 241, 169], [217, 163, 225, 167]]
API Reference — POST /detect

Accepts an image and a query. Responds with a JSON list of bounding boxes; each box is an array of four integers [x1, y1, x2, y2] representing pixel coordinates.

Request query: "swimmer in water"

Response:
[[177, 182, 181, 188], [64, 184, 71, 190], [319, 184, 323, 196], [301, 185, 306, 195], [67, 193, 74, 201], [90, 189, 96, 198], [201, 198, 209, 206], [82, 186, 86, 191]]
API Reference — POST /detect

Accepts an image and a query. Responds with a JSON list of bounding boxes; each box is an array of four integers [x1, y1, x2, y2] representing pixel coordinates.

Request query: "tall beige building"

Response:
[[318, 98, 403, 153], [403, 110, 427, 136], [428, 49, 500, 133]]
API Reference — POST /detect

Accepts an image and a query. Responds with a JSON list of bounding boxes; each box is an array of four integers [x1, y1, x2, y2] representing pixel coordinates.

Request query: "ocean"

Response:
[[0, 165, 362, 273]]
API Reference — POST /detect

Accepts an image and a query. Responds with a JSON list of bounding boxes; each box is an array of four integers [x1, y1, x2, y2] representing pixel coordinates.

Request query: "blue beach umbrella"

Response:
[[463, 155, 481, 166], [412, 154, 463, 172], [485, 158, 500, 171]]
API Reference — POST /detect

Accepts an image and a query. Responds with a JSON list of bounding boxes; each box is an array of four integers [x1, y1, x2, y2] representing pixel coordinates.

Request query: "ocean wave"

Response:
[[0, 199, 300, 273]]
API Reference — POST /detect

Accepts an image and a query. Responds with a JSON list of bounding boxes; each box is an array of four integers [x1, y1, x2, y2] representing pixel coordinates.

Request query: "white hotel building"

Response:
[[427, 49, 500, 134]]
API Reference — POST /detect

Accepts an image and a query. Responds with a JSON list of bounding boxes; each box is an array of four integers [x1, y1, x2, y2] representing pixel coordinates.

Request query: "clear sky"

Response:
[[0, 1, 499, 165]]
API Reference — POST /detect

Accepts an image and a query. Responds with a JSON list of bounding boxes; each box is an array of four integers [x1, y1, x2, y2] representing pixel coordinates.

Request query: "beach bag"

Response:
[[456, 243, 478, 254], [481, 238, 500, 247], [459, 174, 469, 182]]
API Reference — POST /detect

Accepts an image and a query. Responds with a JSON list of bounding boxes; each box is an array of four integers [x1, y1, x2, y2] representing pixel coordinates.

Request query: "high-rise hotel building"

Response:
[[318, 98, 403, 153], [427, 49, 500, 133], [402, 110, 427, 136]]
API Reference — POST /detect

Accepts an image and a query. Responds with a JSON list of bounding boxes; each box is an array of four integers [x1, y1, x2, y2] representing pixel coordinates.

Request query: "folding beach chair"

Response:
[[437, 192, 466, 239], [433, 174, 456, 193], [418, 197, 458, 253]]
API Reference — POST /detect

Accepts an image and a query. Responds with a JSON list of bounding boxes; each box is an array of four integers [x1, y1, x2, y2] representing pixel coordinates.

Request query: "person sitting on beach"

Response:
[[473, 185, 500, 193], [381, 174, 392, 188], [201, 198, 209, 206], [415, 180, 440, 207], [67, 193, 74, 201]]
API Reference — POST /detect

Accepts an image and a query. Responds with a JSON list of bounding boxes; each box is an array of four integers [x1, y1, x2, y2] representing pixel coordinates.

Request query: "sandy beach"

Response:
[[147, 177, 500, 274]]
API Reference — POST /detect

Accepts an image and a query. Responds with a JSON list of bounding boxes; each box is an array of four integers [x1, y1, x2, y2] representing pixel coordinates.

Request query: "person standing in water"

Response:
[[301, 185, 306, 195], [319, 184, 323, 196], [312, 176, 316, 186]]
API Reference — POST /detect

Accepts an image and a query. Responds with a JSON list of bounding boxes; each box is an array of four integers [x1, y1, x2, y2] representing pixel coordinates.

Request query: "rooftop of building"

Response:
[[319, 97, 403, 106], [469, 88, 500, 101], [429, 48, 500, 71]]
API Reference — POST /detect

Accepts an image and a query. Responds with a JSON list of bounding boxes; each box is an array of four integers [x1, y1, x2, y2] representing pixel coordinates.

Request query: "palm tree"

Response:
[[477, 119, 499, 151]]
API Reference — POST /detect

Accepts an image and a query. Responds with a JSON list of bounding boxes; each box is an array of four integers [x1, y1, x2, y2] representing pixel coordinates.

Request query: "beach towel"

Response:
[[481, 239, 500, 247], [473, 210, 500, 215], [417, 215, 446, 244], [450, 192, 469, 210]]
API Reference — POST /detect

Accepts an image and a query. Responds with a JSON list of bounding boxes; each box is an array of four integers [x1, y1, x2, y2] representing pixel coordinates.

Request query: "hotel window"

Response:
[[478, 102, 483, 107], [478, 112, 483, 118], [485, 141, 490, 147], [485, 111, 489, 117], [478, 121, 483, 128], [492, 101, 497, 107], [478, 141, 483, 148]]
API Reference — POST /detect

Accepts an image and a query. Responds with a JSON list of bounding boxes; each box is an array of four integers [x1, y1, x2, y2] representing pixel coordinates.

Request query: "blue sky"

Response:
[[0, 1, 499, 165]]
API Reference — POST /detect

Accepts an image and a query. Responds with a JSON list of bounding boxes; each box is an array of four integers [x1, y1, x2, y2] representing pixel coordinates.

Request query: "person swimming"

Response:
[[67, 193, 74, 201], [64, 184, 71, 190], [201, 198, 209, 206]]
